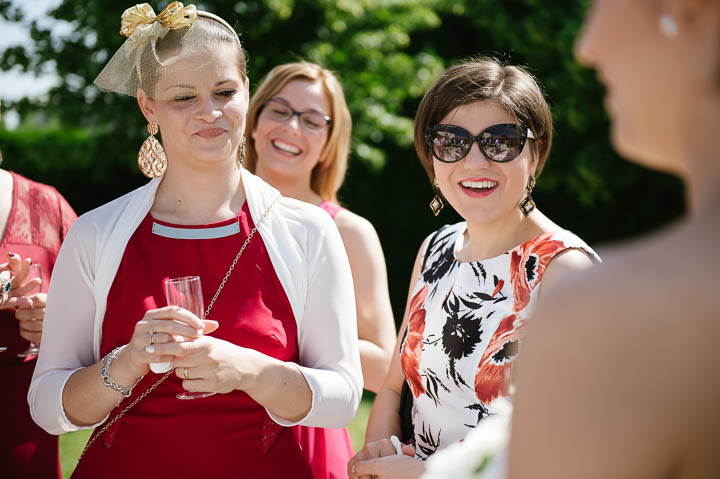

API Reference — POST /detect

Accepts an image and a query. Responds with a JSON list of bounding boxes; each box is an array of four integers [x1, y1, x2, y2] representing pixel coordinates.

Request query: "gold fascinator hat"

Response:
[[93, 2, 244, 99]]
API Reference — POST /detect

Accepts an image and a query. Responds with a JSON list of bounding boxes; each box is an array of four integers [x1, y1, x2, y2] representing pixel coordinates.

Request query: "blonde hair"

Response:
[[246, 62, 352, 202]]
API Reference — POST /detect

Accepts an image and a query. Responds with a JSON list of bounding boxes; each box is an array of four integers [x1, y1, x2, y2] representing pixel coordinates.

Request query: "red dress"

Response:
[[0, 171, 76, 479], [72, 203, 314, 479], [291, 199, 355, 479]]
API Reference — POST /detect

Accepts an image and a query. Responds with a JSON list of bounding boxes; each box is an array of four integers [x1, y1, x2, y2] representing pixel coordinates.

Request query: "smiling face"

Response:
[[251, 79, 331, 186], [433, 101, 537, 228], [138, 45, 249, 170]]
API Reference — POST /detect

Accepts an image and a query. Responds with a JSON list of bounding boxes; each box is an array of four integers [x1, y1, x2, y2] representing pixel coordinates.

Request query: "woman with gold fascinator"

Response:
[[27, 3, 362, 477]]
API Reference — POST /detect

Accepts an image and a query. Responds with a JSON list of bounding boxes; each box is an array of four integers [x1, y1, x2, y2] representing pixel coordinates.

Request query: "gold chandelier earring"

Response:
[[238, 135, 246, 167], [429, 177, 444, 216], [138, 121, 167, 178], [519, 175, 536, 216]]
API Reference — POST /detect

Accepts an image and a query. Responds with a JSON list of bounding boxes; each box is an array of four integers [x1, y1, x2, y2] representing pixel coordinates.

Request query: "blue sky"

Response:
[[0, 0, 69, 126]]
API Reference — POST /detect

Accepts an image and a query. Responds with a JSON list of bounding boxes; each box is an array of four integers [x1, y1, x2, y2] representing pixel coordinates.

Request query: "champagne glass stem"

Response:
[[18, 263, 43, 358]]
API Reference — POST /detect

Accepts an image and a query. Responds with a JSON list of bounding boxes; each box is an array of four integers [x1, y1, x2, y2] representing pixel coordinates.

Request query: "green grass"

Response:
[[59, 394, 374, 478], [59, 429, 92, 479]]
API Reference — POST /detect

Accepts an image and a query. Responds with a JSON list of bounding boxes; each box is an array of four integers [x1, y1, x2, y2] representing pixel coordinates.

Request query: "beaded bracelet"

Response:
[[100, 346, 141, 401]]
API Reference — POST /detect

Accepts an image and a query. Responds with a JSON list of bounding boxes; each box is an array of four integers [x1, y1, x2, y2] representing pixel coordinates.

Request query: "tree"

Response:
[[0, 0, 683, 321]]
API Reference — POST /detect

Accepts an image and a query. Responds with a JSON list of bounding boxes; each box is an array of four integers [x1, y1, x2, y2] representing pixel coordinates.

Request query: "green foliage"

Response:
[[0, 0, 684, 323]]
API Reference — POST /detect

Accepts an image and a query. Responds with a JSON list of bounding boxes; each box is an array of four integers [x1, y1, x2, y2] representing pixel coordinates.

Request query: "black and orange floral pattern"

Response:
[[400, 223, 599, 459]]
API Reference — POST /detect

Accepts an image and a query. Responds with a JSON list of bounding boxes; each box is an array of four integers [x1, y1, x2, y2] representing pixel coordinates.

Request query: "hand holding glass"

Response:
[[164, 276, 215, 400], [17, 263, 43, 358]]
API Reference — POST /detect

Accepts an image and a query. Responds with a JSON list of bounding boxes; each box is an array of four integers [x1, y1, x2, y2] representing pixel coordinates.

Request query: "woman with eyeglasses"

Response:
[[246, 62, 396, 479], [348, 57, 600, 479]]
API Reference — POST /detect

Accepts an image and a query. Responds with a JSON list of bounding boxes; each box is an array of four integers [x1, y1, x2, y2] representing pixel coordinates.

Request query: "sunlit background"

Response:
[[0, 1, 686, 476]]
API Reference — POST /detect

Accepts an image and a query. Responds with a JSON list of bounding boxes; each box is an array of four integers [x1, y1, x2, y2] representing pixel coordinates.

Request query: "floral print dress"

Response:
[[400, 223, 600, 459]]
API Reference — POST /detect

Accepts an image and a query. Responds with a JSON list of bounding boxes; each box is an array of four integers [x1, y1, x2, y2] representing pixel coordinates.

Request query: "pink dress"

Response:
[[0, 171, 76, 478], [72, 204, 315, 478], [292, 200, 355, 478]]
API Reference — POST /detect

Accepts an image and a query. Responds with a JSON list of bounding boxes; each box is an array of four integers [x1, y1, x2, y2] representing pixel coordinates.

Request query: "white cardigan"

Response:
[[28, 168, 362, 435]]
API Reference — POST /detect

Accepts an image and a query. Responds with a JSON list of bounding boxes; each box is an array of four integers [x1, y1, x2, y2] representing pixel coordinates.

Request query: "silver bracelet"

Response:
[[100, 346, 140, 400]]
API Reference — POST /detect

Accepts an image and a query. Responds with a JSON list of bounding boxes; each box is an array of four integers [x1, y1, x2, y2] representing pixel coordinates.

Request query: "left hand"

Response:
[[15, 293, 46, 343], [158, 333, 262, 394], [352, 444, 425, 479]]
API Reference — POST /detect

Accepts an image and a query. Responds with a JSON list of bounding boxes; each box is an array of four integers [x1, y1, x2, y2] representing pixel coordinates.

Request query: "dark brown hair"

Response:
[[414, 57, 553, 182]]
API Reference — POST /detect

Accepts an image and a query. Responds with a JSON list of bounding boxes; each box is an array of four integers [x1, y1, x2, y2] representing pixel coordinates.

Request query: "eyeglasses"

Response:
[[426, 123, 535, 163], [262, 98, 332, 131]]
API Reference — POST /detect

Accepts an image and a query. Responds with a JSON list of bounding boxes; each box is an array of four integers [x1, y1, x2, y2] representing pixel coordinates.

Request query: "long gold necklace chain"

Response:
[[79, 195, 280, 460]]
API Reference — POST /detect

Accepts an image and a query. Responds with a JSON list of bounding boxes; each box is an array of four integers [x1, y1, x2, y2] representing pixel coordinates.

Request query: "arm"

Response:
[[63, 307, 205, 427], [28, 219, 205, 433], [125, 208, 362, 426], [270, 217, 363, 427], [365, 241, 424, 443], [507, 278, 682, 479], [28, 220, 106, 434], [335, 210, 396, 393], [348, 242, 427, 479], [537, 248, 595, 301]]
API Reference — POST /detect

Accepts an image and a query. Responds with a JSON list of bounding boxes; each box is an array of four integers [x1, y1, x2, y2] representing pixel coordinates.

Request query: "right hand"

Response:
[[348, 437, 402, 479], [118, 306, 218, 379]]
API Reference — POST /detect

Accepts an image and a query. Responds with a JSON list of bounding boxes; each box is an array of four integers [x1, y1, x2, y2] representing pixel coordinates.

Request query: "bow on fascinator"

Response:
[[120, 2, 198, 38]]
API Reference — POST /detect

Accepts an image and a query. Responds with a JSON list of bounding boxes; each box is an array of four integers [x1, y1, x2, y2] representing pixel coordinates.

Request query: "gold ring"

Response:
[[183, 367, 189, 380], [149, 331, 155, 344]]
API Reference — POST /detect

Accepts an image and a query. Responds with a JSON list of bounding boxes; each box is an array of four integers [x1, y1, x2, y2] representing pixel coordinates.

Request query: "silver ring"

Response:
[[0, 277, 11, 294], [183, 367, 189, 380], [149, 330, 155, 345], [0, 277, 11, 306]]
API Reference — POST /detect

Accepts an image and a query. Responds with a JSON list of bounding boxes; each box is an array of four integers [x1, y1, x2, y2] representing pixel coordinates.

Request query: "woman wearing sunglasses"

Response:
[[348, 57, 600, 479]]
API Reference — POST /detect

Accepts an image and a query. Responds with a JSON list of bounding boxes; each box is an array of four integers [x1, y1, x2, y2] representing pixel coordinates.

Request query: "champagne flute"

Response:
[[164, 276, 214, 400], [17, 263, 43, 358], [1, 274, 9, 352]]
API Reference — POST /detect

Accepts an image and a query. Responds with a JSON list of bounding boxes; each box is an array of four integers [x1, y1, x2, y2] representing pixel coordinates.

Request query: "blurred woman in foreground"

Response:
[[507, 1, 720, 477]]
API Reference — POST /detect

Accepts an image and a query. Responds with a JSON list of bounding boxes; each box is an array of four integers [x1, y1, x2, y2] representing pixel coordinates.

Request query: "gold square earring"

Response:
[[138, 121, 167, 178], [519, 175, 536, 216], [238, 135, 246, 167], [429, 177, 444, 216]]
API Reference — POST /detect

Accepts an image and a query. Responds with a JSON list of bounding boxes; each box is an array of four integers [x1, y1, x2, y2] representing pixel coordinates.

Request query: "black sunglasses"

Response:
[[426, 123, 535, 163]]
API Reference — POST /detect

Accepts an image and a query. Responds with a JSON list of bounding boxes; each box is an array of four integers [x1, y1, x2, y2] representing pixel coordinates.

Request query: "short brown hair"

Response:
[[414, 57, 553, 183], [246, 62, 352, 203]]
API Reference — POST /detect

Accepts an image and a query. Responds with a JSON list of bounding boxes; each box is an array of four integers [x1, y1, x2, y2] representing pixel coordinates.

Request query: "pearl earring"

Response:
[[659, 13, 678, 38]]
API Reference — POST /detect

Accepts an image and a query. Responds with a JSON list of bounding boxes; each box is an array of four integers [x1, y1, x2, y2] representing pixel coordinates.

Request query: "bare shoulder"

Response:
[[333, 208, 379, 241], [510, 224, 720, 478], [333, 208, 385, 258]]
